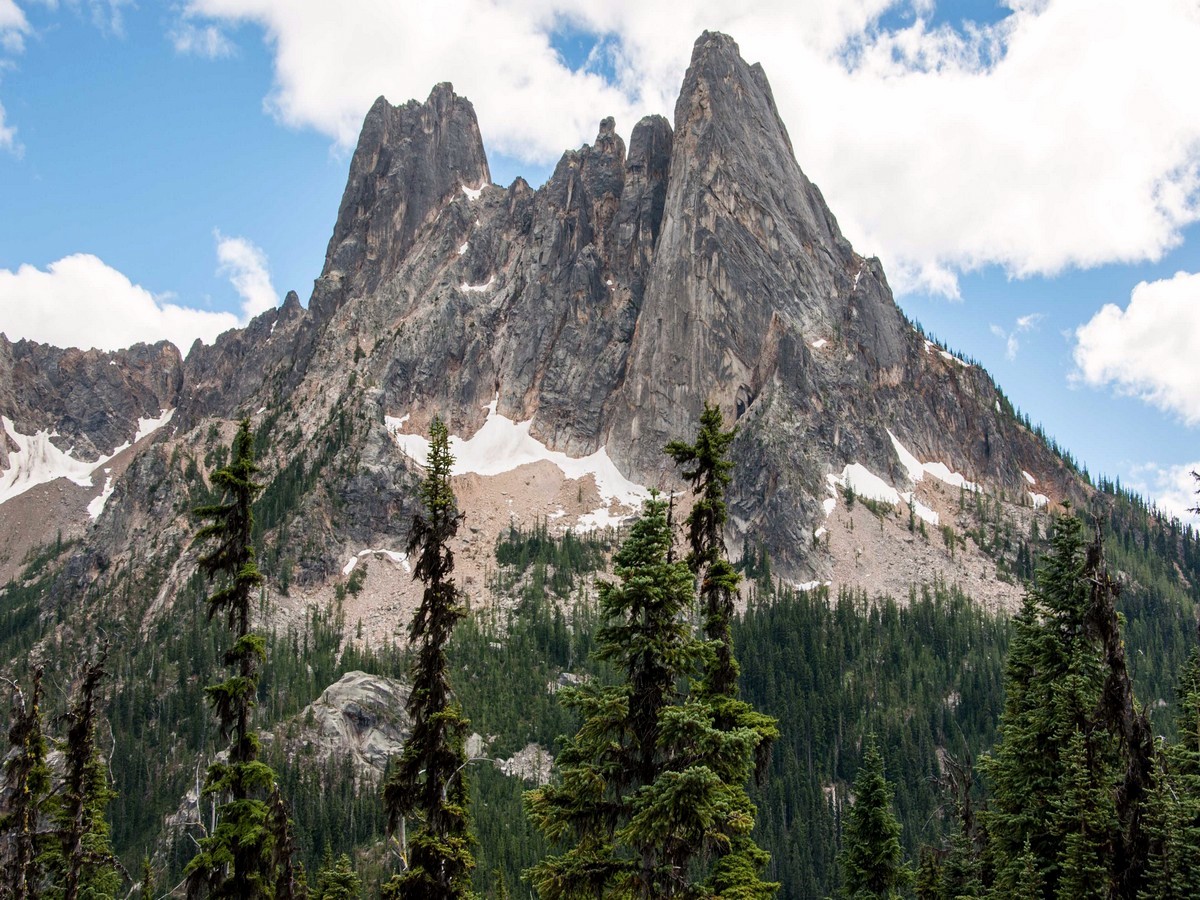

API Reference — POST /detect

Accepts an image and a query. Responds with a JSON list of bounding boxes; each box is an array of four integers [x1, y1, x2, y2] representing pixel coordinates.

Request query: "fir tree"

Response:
[[185, 419, 294, 899], [1, 667, 51, 900], [665, 403, 779, 896], [527, 493, 769, 898], [43, 648, 122, 900], [382, 418, 476, 900], [838, 737, 910, 899], [312, 852, 360, 900], [981, 515, 1123, 896]]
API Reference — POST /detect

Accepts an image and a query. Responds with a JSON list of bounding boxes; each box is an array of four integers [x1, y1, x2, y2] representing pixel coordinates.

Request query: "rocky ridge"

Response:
[[3, 31, 1092, 622]]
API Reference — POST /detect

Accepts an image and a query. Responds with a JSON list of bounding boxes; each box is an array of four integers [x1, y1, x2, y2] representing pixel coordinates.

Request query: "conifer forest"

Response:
[[2, 403, 1199, 900]]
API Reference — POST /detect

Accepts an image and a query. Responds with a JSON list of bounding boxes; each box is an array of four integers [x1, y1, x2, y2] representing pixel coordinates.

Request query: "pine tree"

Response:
[[665, 403, 779, 896], [2, 667, 51, 900], [838, 737, 910, 899], [382, 418, 476, 900], [185, 418, 294, 899]]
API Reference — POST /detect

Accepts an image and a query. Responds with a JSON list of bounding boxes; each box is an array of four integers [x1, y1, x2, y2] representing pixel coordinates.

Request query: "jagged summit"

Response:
[[2, 30, 1086, 596], [312, 83, 490, 321]]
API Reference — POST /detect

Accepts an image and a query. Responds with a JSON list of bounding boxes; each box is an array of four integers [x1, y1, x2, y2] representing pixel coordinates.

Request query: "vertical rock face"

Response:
[[0, 334, 183, 461], [312, 84, 491, 322], [608, 31, 906, 477]]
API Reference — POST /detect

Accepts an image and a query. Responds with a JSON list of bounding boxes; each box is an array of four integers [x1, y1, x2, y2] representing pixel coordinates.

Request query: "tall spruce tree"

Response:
[[186, 419, 295, 899], [665, 403, 779, 896], [526, 491, 768, 898], [980, 514, 1123, 897], [2, 667, 51, 900], [382, 417, 476, 900], [838, 737, 910, 899]]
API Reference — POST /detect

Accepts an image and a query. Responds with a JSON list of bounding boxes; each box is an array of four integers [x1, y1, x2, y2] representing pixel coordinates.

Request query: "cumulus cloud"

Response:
[[181, 0, 1200, 297], [1073, 271, 1200, 425], [171, 22, 234, 58], [0, 254, 240, 354], [1125, 462, 1200, 527], [214, 231, 278, 318]]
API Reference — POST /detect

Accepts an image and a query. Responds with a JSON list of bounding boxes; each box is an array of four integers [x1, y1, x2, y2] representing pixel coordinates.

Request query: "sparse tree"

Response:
[[1, 667, 51, 900], [382, 418, 476, 900], [185, 418, 295, 899]]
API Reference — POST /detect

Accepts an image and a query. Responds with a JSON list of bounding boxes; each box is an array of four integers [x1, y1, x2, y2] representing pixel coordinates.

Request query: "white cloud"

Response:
[[182, 0, 1200, 297], [214, 230, 278, 318], [1125, 461, 1200, 527], [171, 22, 234, 58], [0, 254, 240, 354], [990, 311, 1043, 360], [0, 0, 30, 52], [1073, 271, 1200, 425]]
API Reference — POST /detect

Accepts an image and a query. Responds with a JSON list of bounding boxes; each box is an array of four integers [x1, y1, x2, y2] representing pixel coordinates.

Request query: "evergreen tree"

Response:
[[1141, 590, 1200, 898], [838, 737, 910, 899], [312, 852, 360, 900], [139, 859, 155, 900], [186, 419, 294, 899], [42, 648, 122, 900], [382, 418, 476, 899], [1, 667, 51, 900], [665, 403, 779, 896], [981, 515, 1127, 897], [527, 493, 768, 898]]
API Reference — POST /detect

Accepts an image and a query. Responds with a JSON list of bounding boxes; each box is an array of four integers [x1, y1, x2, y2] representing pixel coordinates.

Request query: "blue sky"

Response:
[[1, 1, 1198, 521]]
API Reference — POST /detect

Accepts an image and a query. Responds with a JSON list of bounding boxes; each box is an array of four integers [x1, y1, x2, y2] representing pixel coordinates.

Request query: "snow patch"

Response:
[[387, 399, 648, 520], [458, 242, 469, 256], [1022, 470, 1037, 485], [900, 491, 940, 526], [461, 182, 485, 201], [793, 580, 830, 593], [86, 469, 115, 521], [0, 416, 127, 506], [822, 497, 837, 517], [826, 464, 902, 506], [134, 408, 175, 443], [814, 526, 827, 540], [994, 400, 1001, 413], [1029, 492, 1049, 509], [342, 547, 411, 577], [460, 276, 495, 293], [887, 430, 979, 492], [810, 338, 827, 349]]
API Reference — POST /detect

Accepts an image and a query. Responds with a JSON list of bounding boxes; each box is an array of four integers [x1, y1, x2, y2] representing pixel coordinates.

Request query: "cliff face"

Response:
[[1, 31, 1084, 597]]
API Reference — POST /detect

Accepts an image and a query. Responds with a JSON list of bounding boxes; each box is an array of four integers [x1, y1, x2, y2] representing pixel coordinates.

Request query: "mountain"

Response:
[[2, 30, 1198, 895], [2, 32, 1081, 611]]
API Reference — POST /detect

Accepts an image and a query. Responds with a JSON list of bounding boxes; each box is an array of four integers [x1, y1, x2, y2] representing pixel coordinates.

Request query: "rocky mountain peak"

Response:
[[311, 83, 490, 322]]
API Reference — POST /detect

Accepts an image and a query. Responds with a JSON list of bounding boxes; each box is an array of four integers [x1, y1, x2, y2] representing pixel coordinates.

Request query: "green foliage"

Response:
[[382, 418, 477, 900], [839, 737, 910, 899], [41, 649, 123, 900], [313, 848, 361, 900], [185, 419, 295, 899], [2, 667, 52, 899], [736, 582, 1008, 898], [666, 403, 779, 896], [526, 492, 771, 898]]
